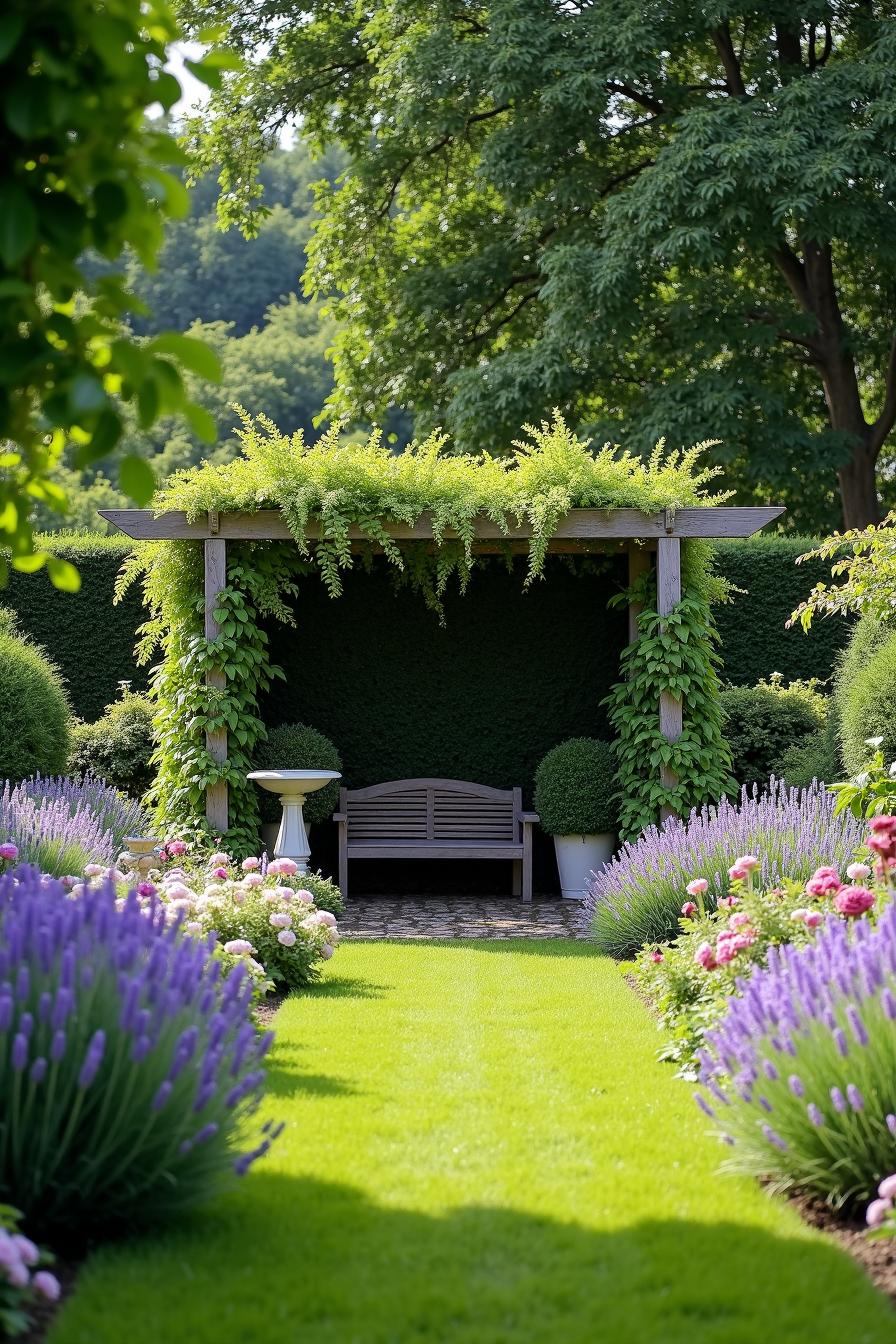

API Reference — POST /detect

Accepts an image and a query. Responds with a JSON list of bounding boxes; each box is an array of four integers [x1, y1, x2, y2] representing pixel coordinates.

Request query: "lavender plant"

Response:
[[0, 869, 278, 1237], [587, 779, 865, 958], [0, 776, 149, 876], [696, 902, 896, 1208]]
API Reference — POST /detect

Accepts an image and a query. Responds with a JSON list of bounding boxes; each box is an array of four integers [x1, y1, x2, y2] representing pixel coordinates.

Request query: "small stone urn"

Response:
[[118, 836, 161, 880]]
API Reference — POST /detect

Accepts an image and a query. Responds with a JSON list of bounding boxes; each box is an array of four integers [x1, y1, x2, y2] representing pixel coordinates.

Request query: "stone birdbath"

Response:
[[247, 769, 341, 874]]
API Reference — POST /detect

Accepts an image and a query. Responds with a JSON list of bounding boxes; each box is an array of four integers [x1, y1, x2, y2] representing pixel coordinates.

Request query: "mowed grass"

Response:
[[50, 941, 892, 1344]]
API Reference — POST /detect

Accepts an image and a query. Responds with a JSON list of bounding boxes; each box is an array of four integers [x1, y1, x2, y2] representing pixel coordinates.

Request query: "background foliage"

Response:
[[180, 0, 896, 528]]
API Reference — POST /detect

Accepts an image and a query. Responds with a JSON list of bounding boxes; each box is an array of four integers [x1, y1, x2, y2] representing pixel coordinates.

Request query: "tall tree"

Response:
[[182, 1, 896, 529]]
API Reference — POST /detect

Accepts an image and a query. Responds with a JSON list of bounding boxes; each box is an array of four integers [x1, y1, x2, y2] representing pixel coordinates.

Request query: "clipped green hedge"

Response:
[[3, 534, 148, 721], [713, 537, 852, 686], [3, 531, 850, 731]]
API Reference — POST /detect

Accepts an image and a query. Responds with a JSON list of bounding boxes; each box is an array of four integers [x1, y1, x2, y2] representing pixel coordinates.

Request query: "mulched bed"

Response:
[[791, 1193, 896, 1306]]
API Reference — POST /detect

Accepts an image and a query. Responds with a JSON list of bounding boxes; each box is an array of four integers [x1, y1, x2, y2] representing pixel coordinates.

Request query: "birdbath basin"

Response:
[[247, 769, 341, 874]]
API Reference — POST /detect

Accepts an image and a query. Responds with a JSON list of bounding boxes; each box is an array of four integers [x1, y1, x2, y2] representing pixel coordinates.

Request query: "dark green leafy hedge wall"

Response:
[[2, 535, 148, 722], [3, 533, 850, 729], [713, 537, 852, 688]]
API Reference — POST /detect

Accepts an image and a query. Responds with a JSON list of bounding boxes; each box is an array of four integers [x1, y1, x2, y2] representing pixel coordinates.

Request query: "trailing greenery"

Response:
[[69, 689, 156, 798], [252, 722, 341, 826], [605, 559, 734, 839], [120, 416, 730, 844], [534, 739, 617, 837], [721, 676, 827, 790], [792, 512, 896, 629], [0, 622, 71, 781]]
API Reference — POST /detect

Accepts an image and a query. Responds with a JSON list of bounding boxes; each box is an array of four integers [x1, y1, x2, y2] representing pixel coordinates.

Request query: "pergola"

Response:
[[102, 505, 784, 832]]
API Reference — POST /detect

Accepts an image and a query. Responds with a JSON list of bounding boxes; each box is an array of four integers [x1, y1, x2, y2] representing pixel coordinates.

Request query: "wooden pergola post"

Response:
[[204, 534, 229, 835], [102, 505, 783, 835]]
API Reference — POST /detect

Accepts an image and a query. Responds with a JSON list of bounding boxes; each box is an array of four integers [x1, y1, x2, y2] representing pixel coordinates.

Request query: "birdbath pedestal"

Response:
[[247, 769, 341, 874]]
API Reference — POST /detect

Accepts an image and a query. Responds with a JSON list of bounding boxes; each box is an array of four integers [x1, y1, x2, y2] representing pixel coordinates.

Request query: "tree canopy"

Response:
[[181, 0, 896, 531]]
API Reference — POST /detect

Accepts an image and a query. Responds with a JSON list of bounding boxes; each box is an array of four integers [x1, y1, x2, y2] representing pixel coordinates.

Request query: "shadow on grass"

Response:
[[61, 1171, 892, 1344], [298, 973, 394, 1000]]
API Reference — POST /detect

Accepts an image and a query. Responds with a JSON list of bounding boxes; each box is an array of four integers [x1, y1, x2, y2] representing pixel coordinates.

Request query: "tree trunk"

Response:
[[838, 439, 880, 530]]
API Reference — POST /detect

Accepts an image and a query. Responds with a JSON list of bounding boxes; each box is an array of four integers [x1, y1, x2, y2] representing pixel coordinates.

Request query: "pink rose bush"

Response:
[[0, 1209, 59, 1336], [635, 823, 896, 1077], [866, 1175, 896, 1234], [78, 843, 344, 995]]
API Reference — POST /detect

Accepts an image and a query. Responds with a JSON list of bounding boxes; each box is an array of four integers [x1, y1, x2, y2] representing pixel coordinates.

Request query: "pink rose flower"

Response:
[[694, 941, 717, 970], [718, 895, 739, 910], [866, 1197, 892, 1229], [847, 862, 871, 881], [833, 886, 875, 918], [243, 873, 263, 888], [680, 901, 697, 918], [805, 866, 842, 897], [268, 857, 299, 877], [804, 910, 824, 929], [790, 908, 810, 923], [650, 950, 664, 963], [84, 863, 104, 878], [12, 1235, 38, 1267], [316, 910, 337, 929], [277, 929, 297, 947], [242, 857, 261, 872], [715, 939, 739, 965], [728, 912, 752, 930], [208, 852, 230, 867], [167, 840, 188, 857], [185, 921, 202, 935], [735, 854, 760, 871], [32, 1270, 61, 1302], [223, 939, 253, 956], [869, 815, 896, 834], [137, 882, 156, 899], [320, 942, 334, 959], [295, 889, 314, 904], [212, 866, 228, 881], [879, 1174, 896, 1200], [0, 843, 18, 861], [686, 878, 709, 897], [269, 912, 292, 929], [727, 862, 750, 882]]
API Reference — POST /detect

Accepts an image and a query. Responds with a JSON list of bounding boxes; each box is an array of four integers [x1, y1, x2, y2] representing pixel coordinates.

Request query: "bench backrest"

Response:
[[340, 779, 520, 843]]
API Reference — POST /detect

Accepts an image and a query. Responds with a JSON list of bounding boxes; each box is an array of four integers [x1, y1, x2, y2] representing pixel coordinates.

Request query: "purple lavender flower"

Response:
[[588, 779, 864, 955], [833, 1028, 850, 1058], [762, 1124, 788, 1151], [11, 1034, 27, 1070], [831, 1086, 847, 1113], [847, 1084, 865, 1113], [788, 1075, 805, 1099], [807, 1104, 825, 1127], [846, 1005, 869, 1047], [78, 1030, 106, 1089]]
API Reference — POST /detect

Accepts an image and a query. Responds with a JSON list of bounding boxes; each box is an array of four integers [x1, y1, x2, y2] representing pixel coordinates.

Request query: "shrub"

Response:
[[69, 688, 155, 797], [0, 870, 278, 1237], [0, 626, 70, 781], [836, 625, 896, 775], [0, 1208, 59, 1337], [778, 700, 842, 788], [253, 722, 342, 827], [586, 779, 865, 958], [634, 850, 883, 1076], [533, 738, 618, 835], [0, 775, 149, 877], [696, 897, 896, 1208], [720, 678, 826, 789]]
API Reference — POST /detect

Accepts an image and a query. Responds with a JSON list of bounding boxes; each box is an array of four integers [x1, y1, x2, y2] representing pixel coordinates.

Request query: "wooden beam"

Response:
[[99, 505, 785, 542], [204, 538, 229, 836], [657, 536, 683, 824]]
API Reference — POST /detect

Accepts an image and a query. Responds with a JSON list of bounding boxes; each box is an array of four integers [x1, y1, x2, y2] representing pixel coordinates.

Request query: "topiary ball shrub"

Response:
[[69, 689, 155, 797], [533, 738, 618, 836], [253, 722, 342, 826], [837, 625, 896, 774], [0, 870, 278, 1239], [0, 626, 71, 782], [720, 680, 825, 790]]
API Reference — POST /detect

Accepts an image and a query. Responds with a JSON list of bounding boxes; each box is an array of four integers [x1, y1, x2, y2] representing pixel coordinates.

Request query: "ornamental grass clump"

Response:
[[587, 779, 865, 958], [696, 896, 896, 1208], [0, 775, 149, 876], [0, 868, 278, 1238]]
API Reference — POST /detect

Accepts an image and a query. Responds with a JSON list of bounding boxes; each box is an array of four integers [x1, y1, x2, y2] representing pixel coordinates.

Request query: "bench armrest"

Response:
[[519, 811, 539, 824], [332, 812, 347, 823]]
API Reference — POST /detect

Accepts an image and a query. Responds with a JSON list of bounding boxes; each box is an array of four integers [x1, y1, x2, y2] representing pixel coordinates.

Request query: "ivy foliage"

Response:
[[122, 416, 731, 845], [605, 561, 735, 839], [0, 0, 235, 581]]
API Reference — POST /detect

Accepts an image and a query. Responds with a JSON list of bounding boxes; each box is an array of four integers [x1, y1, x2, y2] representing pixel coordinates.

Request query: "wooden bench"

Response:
[[333, 779, 539, 901]]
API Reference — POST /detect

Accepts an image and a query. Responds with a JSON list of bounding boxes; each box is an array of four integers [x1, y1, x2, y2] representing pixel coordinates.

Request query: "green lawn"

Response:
[[50, 941, 892, 1343]]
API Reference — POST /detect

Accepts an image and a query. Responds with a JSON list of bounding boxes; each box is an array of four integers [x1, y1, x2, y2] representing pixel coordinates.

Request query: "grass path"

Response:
[[51, 941, 892, 1343]]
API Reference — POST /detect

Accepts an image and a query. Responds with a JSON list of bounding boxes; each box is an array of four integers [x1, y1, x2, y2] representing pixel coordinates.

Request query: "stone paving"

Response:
[[339, 895, 591, 939]]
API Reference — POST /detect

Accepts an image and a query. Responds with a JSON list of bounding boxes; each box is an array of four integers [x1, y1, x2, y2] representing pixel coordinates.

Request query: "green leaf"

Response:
[[184, 402, 217, 443], [149, 333, 222, 381], [0, 14, 24, 60], [0, 182, 36, 266], [47, 556, 81, 592], [119, 455, 156, 506]]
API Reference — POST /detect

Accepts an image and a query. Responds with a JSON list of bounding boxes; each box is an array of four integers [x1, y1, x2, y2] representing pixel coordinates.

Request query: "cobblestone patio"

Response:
[[339, 895, 591, 939]]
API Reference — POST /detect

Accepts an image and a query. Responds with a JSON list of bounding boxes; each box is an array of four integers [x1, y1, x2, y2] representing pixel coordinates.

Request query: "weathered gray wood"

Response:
[[627, 544, 652, 646], [336, 778, 535, 899], [99, 505, 785, 542], [656, 536, 683, 822], [204, 538, 229, 835]]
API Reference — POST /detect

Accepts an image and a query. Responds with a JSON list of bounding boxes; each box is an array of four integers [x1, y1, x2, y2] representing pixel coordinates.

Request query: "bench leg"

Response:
[[511, 859, 522, 897], [521, 823, 533, 903], [338, 823, 348, 900]]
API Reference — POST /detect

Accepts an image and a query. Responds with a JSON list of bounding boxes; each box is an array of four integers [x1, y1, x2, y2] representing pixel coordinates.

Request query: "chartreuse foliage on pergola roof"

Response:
[[112, 414, 781, 851]]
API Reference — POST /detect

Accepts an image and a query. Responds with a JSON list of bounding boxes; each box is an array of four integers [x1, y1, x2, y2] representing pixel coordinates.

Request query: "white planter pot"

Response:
[[553, 833, 616, 900]]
